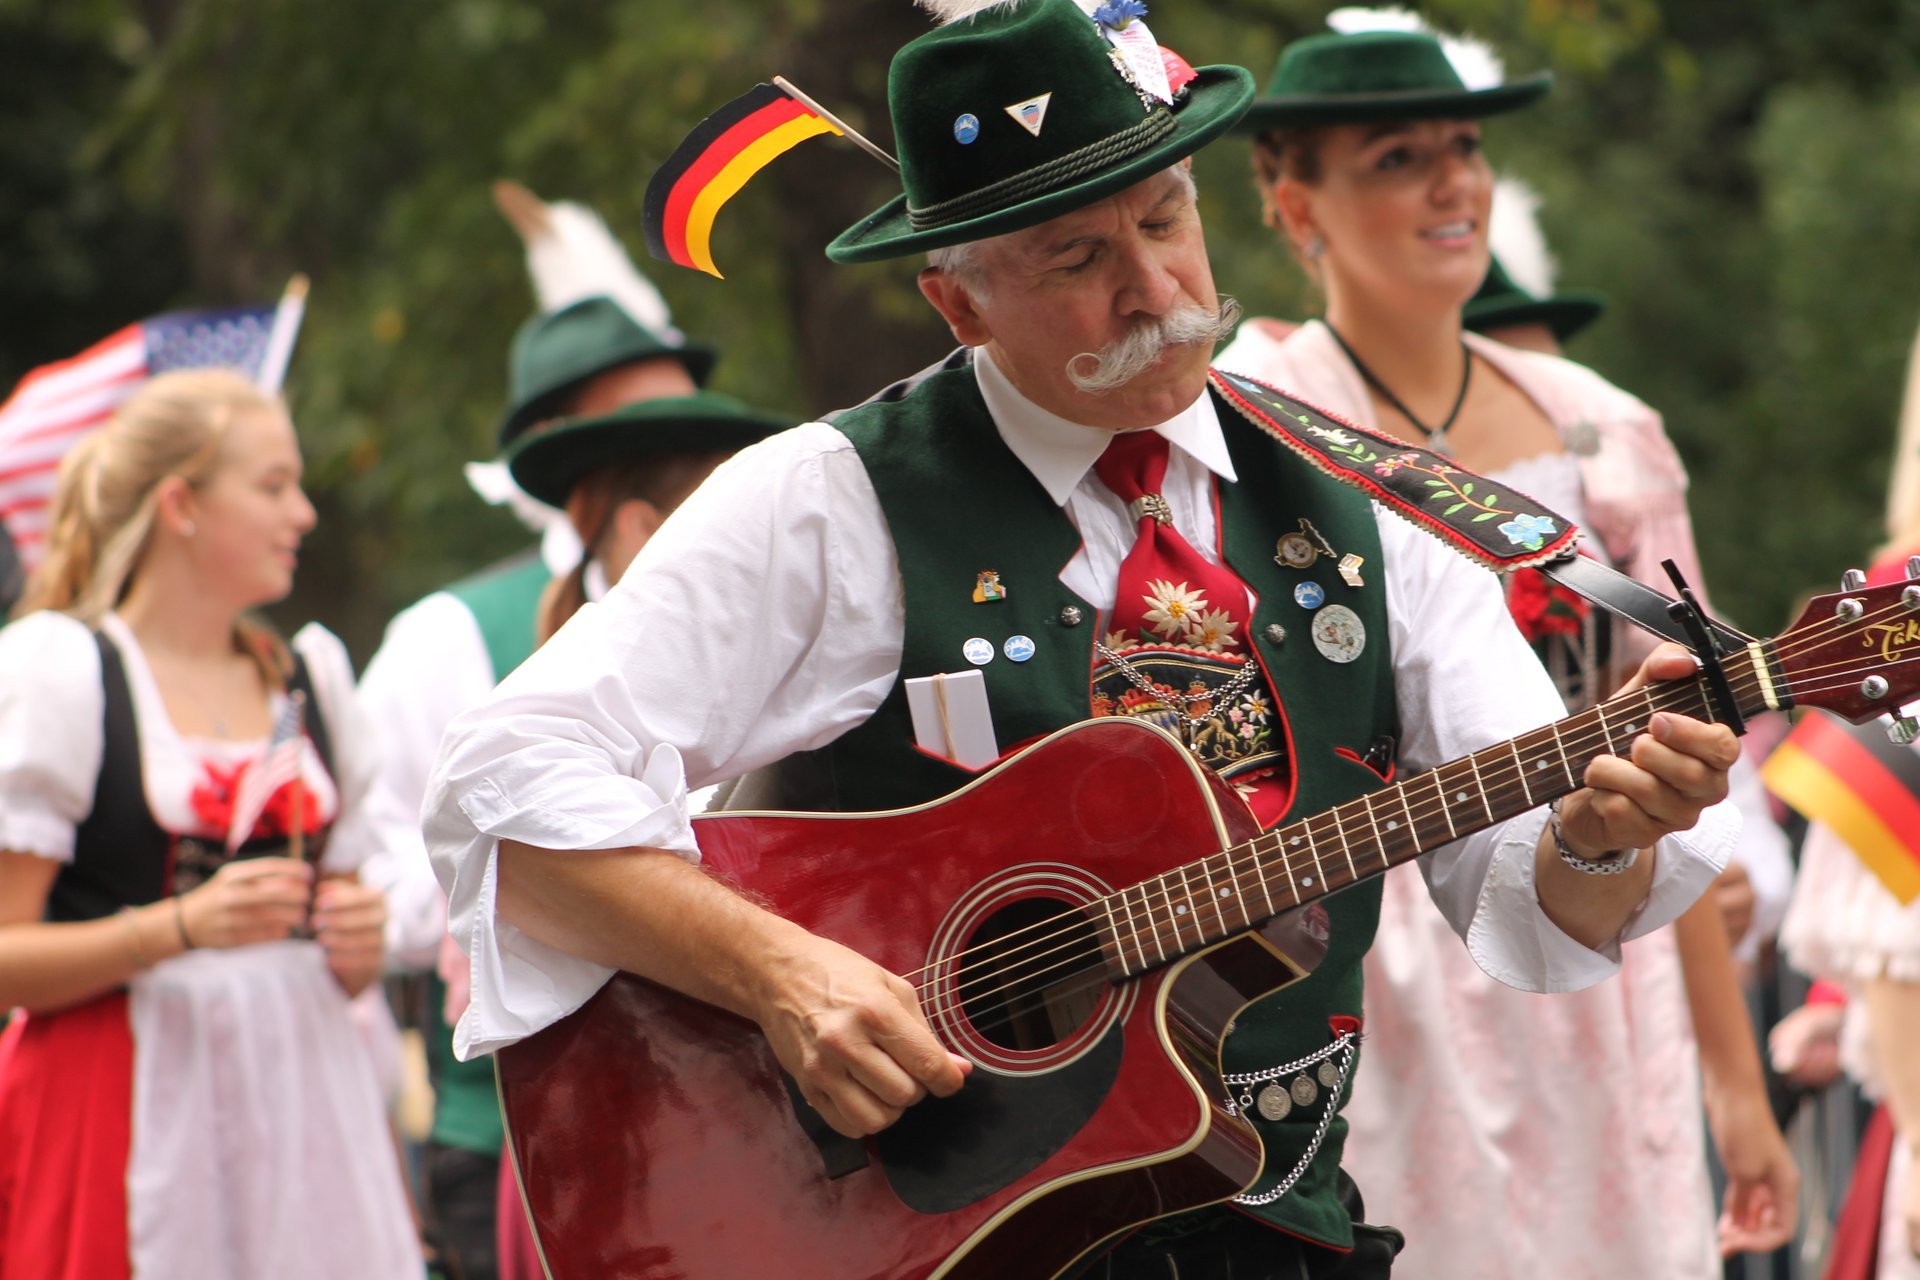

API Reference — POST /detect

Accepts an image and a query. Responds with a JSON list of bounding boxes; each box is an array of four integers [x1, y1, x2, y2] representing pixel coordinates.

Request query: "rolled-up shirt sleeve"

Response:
[[423, 425, 903, 1058], [1378, 512, 1735, 994]]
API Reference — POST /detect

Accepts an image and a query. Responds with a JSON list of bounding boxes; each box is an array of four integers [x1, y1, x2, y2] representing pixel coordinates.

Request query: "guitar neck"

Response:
[[1095, 639, 1780, 976]]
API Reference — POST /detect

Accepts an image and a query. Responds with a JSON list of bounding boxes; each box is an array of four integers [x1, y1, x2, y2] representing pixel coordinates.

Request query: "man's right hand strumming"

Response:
[[752, 925, 972, 1137]]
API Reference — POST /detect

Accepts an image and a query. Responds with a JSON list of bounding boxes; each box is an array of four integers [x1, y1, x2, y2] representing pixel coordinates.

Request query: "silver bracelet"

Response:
[[1548, 798, 1638, 876]]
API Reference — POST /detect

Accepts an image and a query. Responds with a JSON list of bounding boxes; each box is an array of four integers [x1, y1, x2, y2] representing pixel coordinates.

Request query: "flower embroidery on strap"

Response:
[[1497, 512, 1559, 552]]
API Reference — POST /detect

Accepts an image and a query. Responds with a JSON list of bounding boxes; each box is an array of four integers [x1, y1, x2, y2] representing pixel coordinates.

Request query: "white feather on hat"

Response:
[[491, 180, 684, 343], [916, 0, 1031, 23], [1326, 6, 1508, 91], [1488, 175, 1557, 297]]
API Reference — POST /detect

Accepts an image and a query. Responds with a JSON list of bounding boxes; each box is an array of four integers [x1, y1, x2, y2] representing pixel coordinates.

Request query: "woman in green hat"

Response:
[[1215, 21, 1798, 1276]]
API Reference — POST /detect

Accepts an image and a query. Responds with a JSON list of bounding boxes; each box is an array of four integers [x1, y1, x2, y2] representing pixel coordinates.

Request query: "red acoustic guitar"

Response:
[[497, 575, 1920, 1280]]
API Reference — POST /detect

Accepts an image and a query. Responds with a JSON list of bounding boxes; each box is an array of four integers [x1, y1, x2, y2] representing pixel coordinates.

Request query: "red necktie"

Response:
[[1093, 429, 1250, 652], [1091, 430, 1289, 825]]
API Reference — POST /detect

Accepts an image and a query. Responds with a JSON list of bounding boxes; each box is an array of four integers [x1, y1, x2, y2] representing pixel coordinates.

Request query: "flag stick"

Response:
[[286, 691, 308, 864], [256, 274, 310, 394], [773, 77, 900, 172]]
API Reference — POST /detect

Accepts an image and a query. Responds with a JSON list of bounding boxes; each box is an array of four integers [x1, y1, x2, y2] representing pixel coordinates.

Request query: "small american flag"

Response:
[[0, 295, 301, 573], [225, 690, 308, 854]]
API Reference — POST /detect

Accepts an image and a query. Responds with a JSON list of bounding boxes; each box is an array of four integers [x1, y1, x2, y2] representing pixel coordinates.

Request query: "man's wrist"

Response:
[[1549, 797, 1637, 875]]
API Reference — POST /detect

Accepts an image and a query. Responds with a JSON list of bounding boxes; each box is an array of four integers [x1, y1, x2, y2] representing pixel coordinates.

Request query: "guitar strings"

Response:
[[910, 677, 1707, 1015], [910, 601, 1920, 1034], [918, 677, 1708, 1011]]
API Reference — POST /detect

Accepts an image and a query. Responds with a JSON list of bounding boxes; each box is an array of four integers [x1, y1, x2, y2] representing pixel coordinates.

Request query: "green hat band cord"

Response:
[[907, 108, 1177, 232]]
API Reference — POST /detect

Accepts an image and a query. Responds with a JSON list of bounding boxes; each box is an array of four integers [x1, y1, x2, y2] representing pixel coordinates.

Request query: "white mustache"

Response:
[[1065, 298, 1242, 394]]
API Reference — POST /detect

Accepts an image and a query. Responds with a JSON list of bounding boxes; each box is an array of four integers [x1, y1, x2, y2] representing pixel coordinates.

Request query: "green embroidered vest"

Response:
[[430, 550, 550, 1154], [828, 359, 1400, 1247]]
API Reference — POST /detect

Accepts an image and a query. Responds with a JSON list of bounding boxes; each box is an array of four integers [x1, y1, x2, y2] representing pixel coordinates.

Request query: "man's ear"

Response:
[[917, 267, 993, 347]]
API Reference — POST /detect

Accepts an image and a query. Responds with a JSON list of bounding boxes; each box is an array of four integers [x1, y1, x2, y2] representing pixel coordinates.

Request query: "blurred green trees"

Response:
[[2, 0, 1916, 657]]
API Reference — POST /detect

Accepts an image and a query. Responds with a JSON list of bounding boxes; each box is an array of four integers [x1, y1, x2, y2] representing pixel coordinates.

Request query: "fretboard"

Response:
[[1094, 642, 1775, 976]]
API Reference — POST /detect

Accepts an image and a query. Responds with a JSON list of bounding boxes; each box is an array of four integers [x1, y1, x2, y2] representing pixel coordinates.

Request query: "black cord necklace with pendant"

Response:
[[1324, 322, 1472, 456]]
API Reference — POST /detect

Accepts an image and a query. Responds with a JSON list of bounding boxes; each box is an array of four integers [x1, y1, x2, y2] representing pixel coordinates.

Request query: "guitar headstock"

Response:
[[1772, 562, 1920, 727]]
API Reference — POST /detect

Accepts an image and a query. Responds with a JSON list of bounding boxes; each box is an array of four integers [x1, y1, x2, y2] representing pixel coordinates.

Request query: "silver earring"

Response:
[[1305, 235, 1325, 261]]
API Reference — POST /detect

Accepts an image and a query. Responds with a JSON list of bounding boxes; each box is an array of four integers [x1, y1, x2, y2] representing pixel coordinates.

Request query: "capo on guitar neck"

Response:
[[1660, 559, 1746, 737]]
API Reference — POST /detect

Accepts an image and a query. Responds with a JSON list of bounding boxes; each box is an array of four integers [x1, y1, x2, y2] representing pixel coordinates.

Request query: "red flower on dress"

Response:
[[188, 760, 245, 839], [259, 777, 323, 839], [1505, 567, 1590, 642]]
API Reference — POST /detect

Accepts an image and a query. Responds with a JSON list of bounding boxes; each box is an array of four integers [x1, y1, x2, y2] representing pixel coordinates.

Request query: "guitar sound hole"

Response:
[[957, 898, 1105, 1052]]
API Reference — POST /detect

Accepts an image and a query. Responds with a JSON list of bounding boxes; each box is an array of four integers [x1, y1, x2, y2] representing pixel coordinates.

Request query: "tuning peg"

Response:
[[1905, 585, 1920, 612], [1908, 555, 1920, 581], [1842, 568, 1868, 591], [1889, 716, 1920, 746]]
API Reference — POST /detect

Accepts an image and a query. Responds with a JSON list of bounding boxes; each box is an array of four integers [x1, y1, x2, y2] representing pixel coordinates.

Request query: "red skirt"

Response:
[[0, 994, 134, 1280]]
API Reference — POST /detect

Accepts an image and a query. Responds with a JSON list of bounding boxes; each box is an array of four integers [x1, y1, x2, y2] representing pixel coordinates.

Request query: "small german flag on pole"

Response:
[[1763, 709, 1920, 904], [643, 83, 844, 279]]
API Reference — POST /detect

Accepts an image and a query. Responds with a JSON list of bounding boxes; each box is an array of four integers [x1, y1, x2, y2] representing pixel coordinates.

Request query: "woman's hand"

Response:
[[313, 875, 387, 996], [1709, 1086, 1800, 1256], [177, 857, 312, 950], [1767, 1001, 1845, 1089]]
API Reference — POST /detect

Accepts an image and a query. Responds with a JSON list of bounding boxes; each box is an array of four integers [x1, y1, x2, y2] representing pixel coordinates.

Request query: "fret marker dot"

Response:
[[1622, 724, 1636, 734], [1291, 837, 1303, 847], [1218, 887, 1233, 898], [1302, 876, 1314, 887], [1455, 792, 1468, 803], [1385, 820, 1399, 830], [1535, 759, 1549, 770], [1175, 904, 1188, 915]]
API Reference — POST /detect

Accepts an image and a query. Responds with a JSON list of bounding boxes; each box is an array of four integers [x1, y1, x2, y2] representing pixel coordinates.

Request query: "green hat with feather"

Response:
[[826, 0, 1254, 263]]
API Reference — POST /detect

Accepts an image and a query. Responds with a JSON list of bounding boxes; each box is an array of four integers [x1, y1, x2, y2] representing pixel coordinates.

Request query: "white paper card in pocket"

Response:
[[904, 670, 999, 770]]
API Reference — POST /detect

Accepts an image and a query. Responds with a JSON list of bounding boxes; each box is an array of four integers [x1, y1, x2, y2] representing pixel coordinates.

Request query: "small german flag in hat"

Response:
[[1764, 709, 1920, 905], [643, 83, 845, 279]]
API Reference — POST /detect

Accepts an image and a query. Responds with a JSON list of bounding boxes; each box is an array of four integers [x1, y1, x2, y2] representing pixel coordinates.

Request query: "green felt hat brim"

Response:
[[1464, 290, 1607, 343], [496, 341, 718, 447], [1235, 72, 1552, 133], [826, 66, 1255, 264], [506, 395, 790, 508]]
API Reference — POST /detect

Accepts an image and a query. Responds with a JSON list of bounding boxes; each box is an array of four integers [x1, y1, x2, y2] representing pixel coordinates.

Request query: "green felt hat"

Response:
[[496, 296, 718, 447], [1462, 256, 1606, 344], [826, 0, 1255, 264], [1238, 30, 1550, 133], [505, 392, 790, 508]]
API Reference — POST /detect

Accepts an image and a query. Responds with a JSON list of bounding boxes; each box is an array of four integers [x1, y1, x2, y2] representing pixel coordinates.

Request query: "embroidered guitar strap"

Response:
[[1211, 368, 1581, 573]]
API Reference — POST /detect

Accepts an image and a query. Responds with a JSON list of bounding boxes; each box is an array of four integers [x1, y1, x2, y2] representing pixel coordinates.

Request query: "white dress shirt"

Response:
[[425, 349, 1734, 1059]]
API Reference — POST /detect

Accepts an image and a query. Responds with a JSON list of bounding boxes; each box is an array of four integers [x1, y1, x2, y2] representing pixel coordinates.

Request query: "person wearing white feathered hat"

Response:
[[1215, 8, 1799, 1275]]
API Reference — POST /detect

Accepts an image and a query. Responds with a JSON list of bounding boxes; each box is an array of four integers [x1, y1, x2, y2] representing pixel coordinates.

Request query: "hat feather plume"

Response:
[[1326, 6, 1507, 90], [491, 180, 684, 343], [1489, 176, 1556, 297], [915, 0, 1031, 23]]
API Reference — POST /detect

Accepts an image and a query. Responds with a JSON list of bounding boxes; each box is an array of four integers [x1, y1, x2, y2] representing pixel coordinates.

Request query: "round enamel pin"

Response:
[[953, 113, 981, 144], [1292, 580, 1326, 610], [1310, 604, 1366, 664], [1274, 532, 1318, 570], [962, 637, 995, 665], [1003, 634, 1035, 663]]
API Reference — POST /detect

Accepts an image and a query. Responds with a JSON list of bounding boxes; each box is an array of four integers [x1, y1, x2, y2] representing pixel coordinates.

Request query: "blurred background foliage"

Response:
[[1, 0, 1917, 660]]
